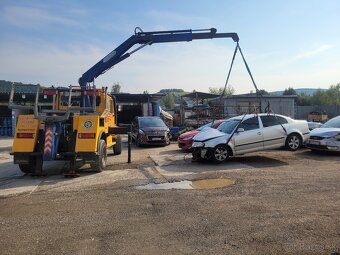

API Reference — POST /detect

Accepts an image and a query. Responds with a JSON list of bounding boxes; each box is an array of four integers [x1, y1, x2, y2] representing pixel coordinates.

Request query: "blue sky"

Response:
[[0, 0, 339, 94]]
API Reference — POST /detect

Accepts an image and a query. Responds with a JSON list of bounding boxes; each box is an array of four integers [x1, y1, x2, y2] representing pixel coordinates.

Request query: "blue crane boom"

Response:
[[78, 28, 239, 87]]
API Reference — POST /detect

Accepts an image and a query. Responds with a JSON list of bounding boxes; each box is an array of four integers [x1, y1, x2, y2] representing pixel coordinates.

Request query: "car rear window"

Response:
[[260, 115, 288, 127]]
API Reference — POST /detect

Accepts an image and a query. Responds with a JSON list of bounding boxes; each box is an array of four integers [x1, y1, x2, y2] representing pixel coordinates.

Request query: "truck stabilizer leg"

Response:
[[64, 157, 80, 178], [30, 155, 46, 177]]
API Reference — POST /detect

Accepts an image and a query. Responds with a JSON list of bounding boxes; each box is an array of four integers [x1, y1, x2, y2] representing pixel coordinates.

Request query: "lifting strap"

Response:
[[221, 42, 259, 99], [237, 43, 260, 95], [218, 42, 261, 118]]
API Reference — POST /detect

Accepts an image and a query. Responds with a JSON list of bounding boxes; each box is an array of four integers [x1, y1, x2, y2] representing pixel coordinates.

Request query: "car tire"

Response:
[[135, 136, 141, 147], [91, 140, 107, 172], [212, 144, 229, 162], [286, 133, 301, 151]]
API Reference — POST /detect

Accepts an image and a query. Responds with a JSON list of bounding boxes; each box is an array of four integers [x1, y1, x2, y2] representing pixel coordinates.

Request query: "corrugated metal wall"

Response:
[[222, 97, 295, 118]]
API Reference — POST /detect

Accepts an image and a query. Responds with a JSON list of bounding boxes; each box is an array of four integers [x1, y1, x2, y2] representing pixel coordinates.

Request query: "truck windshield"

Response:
[[217, 119, 240, 134]]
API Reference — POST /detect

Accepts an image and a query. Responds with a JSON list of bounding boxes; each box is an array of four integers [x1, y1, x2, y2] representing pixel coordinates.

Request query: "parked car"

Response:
[[178, 119, 225, 150], [308, 121, 322, 131], [192, 113, 310, 162], [131, 116, 170, 146], [305, 116, 340, 152]]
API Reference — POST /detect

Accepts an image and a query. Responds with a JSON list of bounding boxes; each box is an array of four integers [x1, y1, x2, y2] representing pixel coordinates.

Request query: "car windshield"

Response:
[[217, 119, 240, 134], [321, 117, 340, 128], [139, 118, 166, 128], [197, 121, 214, 131]]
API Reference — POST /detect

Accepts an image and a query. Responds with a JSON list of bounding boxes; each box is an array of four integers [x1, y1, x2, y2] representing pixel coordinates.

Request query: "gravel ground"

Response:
[[0, 141, 339, 254]]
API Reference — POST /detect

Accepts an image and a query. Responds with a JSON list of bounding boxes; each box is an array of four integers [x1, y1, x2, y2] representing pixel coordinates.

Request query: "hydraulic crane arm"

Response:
[[78, 28, 239, 87]]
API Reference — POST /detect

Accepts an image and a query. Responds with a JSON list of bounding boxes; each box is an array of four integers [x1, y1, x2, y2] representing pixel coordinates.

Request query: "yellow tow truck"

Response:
[[10, 85, 122, 175]]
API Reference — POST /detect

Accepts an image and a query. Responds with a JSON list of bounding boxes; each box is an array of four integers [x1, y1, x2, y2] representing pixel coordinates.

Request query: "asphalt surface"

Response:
[[0, 142, 339, 254]]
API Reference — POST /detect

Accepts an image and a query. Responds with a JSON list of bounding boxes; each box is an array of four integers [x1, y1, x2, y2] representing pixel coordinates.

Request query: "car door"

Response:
[[259, 115, 287, 149], [233, 116, 264, 154]]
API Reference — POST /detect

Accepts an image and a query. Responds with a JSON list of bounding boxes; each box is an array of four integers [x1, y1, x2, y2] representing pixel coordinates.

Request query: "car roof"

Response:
[[228, 113, 287, 121]]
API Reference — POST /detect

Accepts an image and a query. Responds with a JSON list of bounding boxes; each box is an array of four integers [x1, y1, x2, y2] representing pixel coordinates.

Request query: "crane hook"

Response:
[[134, 27, 144, 35]]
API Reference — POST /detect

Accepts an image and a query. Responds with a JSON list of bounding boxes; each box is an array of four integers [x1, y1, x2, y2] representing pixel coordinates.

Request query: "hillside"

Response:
[[270, 88, 327, 96]]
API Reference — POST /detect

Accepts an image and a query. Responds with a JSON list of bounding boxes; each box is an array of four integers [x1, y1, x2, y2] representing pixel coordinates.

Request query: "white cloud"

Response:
[[0, 40, 105, 86], [294, 44, 334, 60], [0, 37, 338, 94], [144, 10, 212, 28], [2, 6, 77, 27]]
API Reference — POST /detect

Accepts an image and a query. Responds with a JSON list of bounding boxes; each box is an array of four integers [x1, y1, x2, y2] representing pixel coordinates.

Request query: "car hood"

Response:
[[179, 130, 199, 139], [310, 127, 340, 138], [193, 127, 228, 141], [141, 127, 168, 132]]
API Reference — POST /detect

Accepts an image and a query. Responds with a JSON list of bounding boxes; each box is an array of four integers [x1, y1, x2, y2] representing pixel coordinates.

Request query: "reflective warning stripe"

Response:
[[44, 128, 53, 155]]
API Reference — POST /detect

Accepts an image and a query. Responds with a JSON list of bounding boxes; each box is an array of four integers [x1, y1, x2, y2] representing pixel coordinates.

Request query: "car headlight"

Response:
[[192, 141, 205, 148], [329, 134, 340, 141], [139, 129, 145, 135], [329, 135, 340, 142]]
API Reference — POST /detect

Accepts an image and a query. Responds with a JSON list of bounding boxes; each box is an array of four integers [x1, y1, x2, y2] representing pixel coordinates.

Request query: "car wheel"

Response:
[[286, 134, 301, 151], [135, 136, 141, 147], [212, 145, 229, 162]]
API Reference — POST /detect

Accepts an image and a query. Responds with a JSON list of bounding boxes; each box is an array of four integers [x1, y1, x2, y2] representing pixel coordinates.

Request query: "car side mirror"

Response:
[[237, 127, 245, 133]]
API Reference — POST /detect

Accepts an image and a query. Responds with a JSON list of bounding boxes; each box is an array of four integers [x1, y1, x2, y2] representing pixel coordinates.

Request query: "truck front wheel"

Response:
[[91, 140, 107, 172]]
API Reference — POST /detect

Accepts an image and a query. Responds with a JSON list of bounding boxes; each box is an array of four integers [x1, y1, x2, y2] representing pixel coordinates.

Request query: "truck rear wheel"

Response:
[[91, 140, 107, 172], [19, 164, 35, 174], [113, 135, 122, 155]]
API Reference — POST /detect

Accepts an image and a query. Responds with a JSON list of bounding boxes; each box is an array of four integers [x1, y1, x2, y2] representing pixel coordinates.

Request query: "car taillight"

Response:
[[78, 133, 96, 139], [17, 133, 34, 138]]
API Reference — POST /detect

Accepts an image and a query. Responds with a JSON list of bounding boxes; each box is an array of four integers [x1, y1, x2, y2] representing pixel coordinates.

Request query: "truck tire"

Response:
[[113, 135, 122, 155], [19, 164, 35, 174], [91, 140, 107, 172]]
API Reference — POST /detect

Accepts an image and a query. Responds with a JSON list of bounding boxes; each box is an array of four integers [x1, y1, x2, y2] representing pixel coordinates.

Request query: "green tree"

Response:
[[283, 87, 297, 95], [163, 93, 175, 109], [310, 89, 331, 106], [296, 93, 312, 106], [326, 83, 340, 105], [111, 82, 121, 93], [209, 84, 234, 96]]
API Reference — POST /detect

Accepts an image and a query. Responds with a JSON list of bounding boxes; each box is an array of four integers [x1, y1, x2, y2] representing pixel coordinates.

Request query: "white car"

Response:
[[192, 113, 310, 162]]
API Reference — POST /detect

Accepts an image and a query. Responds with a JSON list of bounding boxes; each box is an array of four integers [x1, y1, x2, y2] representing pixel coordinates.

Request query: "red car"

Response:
[[178, 120, 225, 150]]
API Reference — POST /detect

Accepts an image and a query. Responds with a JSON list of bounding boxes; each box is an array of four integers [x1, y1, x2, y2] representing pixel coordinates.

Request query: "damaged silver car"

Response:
[[192, 113, 310, 162], [305, 116, 340, 152]]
